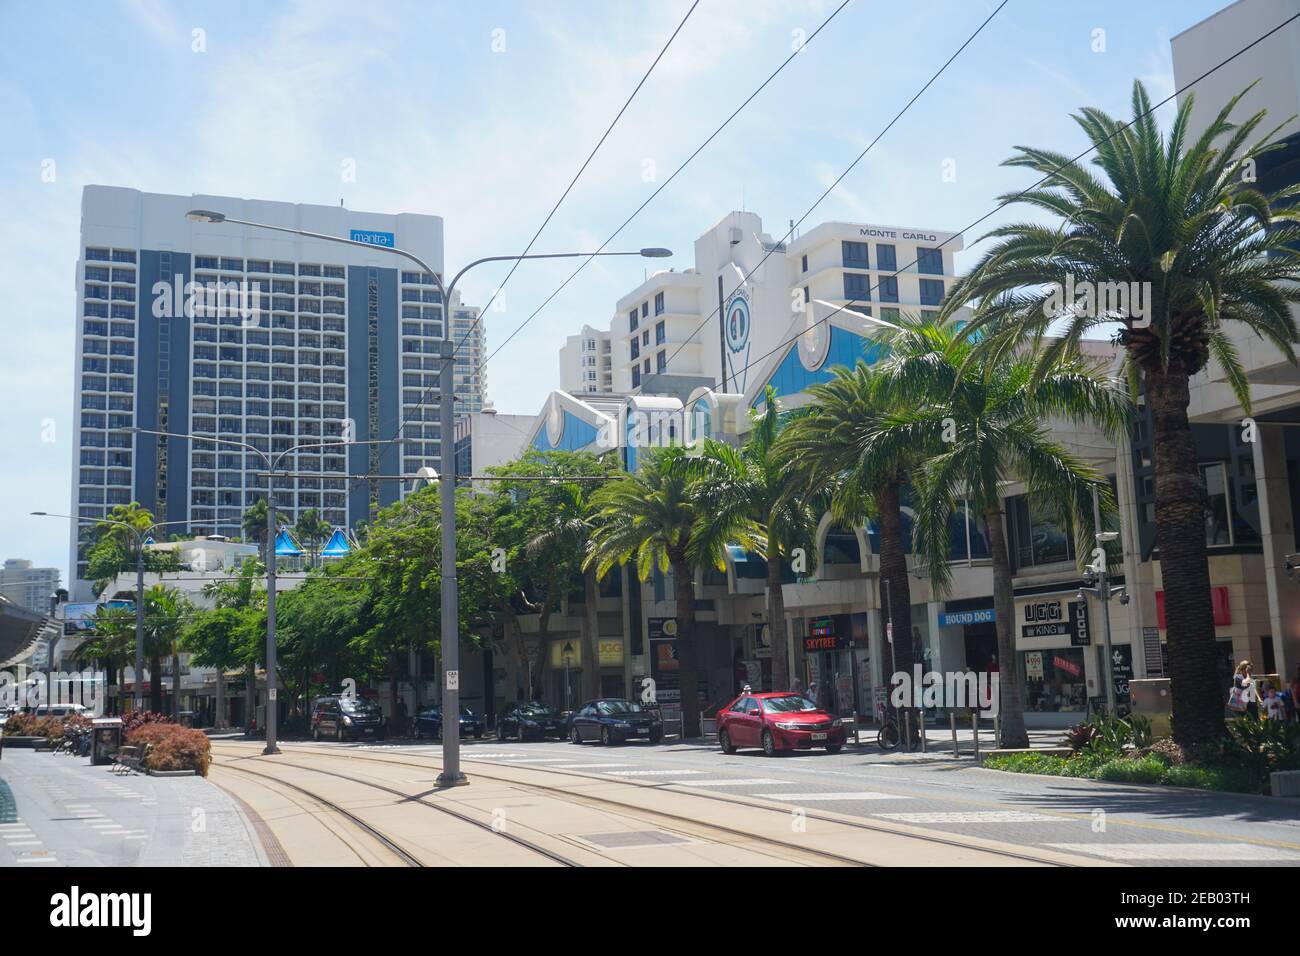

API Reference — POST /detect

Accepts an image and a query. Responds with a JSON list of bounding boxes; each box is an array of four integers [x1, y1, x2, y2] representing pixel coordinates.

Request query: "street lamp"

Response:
[[1079, 487, 1127, 716], [31, 511, 193, 712], [128, 428, 403, 754], [188, 208, 670, 786]]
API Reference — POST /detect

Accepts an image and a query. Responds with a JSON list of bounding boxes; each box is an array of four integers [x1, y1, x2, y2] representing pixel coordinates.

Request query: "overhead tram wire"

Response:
[[474, 0, 856, 376], [652, 0, 1010, 398], [674, 7, 1300, 419], [346, 1, 701, 498]]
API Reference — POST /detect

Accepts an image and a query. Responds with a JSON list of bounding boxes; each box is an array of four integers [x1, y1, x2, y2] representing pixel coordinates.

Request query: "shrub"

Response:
[[1139, 737, 1186, 767], [983, 752, 1069, 774], [1096, 755, 1167, 784], [121, 711, 172, 734], [127, 723, 211, 776], [1163, 764, 1224, 790], [1064, 722, 1099, 753]]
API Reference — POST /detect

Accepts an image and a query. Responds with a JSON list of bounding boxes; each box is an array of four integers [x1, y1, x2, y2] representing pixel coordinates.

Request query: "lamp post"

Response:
[[1079, 486, 1126, 716], [129, 429, 400, 753], [185, 208, 670, 786], [32, 512, 193, 712]]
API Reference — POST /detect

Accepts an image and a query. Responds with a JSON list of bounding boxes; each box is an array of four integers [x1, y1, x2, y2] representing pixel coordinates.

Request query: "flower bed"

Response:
[[126, 722, 212, 776]]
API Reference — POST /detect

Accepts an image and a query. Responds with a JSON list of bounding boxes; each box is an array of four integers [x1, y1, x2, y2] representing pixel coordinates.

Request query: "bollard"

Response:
[[903, 709, 912, 752], [994, 710, 1001, 749], [950, 709, 959, 757], [971, 710, 980, 761], [919, 709, 927, 753]]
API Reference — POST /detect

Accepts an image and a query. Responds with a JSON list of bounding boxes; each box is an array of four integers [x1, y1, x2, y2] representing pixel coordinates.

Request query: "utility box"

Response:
[[91, 717, 123, 765], [1128, 678, 1172, 739]]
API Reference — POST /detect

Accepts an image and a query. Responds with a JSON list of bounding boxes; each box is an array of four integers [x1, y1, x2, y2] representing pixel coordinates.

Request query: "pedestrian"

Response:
[[1263, 686, 1287, 722], [395, 696, 408, 737], [1291, 665, 1300, 723], [792, 676, 804, 698], [1229, 661, 1259, 720], [806, 679, 818, 706]]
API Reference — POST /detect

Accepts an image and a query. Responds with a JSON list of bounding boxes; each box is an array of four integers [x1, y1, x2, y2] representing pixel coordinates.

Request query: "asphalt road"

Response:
[[318, 732, 1300, 867]]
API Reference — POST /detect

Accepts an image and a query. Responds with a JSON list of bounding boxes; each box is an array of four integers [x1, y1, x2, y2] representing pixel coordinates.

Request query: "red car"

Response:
[[717, 691, 846, 756]]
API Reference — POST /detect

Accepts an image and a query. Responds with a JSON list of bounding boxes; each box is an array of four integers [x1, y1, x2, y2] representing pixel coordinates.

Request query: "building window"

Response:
[[654, 320, 665, 345], [878, 275, 899, 303], [1009, 493, 1075, 568], [632, 366, 641, 388], [654, 291, 664, 315], [629, 309, 639, 332], [844, 272, 872, 300], [915, 278, 946, 304], [656, 350, 666, 373], [801, 254, 808, 273], [630, 339, 640, 360], [877, 243, 897, 272], [641, 302, 649, 319], [917, 247, 944, 274], [841, 241, 869, 267]]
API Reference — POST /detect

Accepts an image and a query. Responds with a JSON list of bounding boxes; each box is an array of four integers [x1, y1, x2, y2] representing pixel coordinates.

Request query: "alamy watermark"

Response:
[[1, 667, 106, 715], [1043, 274, 1151, 328], [889, 666, 998, 715], [151, 276, 264, 326]]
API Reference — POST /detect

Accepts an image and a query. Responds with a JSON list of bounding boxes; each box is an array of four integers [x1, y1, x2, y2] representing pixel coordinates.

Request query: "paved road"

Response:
[[304, 734, 1300, 867], [0, 749, 265, 867]]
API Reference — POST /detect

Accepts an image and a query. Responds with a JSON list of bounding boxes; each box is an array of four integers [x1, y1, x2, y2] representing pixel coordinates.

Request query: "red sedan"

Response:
[[717, 691, 846, 756]]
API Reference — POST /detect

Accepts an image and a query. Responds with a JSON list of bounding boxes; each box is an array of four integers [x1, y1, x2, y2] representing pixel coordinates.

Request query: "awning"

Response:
[[273, 529, 303, 557], [320, 528, 351, 558], [0, 595, 57, 667]]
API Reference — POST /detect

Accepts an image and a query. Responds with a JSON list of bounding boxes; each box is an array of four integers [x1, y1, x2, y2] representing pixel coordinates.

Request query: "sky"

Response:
[[0, 0, 1235, 583]]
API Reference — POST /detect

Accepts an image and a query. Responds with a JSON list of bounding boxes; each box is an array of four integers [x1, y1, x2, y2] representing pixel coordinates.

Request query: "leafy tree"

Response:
[[847, 314, 1131, 748], [242, 499, 270, 560], [942, 81, 1300, 748], [294, 508, 333, 569], [586, 444, 762, 736]]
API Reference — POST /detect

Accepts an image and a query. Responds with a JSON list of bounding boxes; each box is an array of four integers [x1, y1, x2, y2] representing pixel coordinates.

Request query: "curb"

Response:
[[975, 763, 1289, 803]]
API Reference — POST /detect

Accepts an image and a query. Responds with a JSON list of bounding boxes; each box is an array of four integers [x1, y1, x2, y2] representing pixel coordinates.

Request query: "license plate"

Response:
[[811, 732, 827, 741], [363, 728, 375, 734]]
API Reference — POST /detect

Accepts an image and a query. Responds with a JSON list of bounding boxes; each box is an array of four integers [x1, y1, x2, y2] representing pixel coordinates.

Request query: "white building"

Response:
[[558, 325, 613, 394], [453, 407, 540, 490], [0, 559, 62, 615], [449, 290, 488, 415], [72, 186, 450, 596]]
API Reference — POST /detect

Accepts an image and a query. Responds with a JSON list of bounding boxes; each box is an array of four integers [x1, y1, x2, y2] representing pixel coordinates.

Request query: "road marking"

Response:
[[605, 770, 703, 777], [549, 763, 637, 769], [759, 792, 908, 801], [1046, 842, 1300, 861], [495, 757, 570, 763], [671, 779, 785, 787], [16, 857, 58, 864], [4, 840, 42, 847], [876, 811, 1063, 823]]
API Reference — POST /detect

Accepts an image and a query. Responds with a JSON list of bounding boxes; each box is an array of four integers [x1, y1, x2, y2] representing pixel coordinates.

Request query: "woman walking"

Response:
[[1229, 661, 1260, 720]]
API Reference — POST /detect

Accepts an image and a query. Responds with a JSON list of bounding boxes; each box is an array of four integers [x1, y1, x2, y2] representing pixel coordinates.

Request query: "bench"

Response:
[[112, 744, 148, 775]]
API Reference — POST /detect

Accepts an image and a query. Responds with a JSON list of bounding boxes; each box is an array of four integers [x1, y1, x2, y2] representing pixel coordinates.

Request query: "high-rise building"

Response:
[[72, 186, 451, 591], [558, 325, 614, 394], [0, 559, 61, 615], [448, 290, 487, 415]]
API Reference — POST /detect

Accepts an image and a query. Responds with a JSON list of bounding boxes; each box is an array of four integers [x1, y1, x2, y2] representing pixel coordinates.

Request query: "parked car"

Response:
[[310, 695, 387, 741], [497, 701, 567, 741], [32, 703, 92, 718], [414, 705, 484, 740], [716, 692, 846, 756], [569, 698, 662, 746]]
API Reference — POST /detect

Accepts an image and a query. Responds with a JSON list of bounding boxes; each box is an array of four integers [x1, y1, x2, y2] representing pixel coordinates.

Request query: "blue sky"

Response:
[[0, 0, 1233, 581]]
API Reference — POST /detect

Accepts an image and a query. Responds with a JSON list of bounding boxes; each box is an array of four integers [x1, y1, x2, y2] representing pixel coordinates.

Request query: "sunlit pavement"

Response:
[[0, 749, 265, 867], [287, 732, 1300, 867]]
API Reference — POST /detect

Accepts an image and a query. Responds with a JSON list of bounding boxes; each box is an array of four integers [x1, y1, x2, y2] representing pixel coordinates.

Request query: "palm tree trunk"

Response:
[[876, 480, 915, 680], [766, 554, 789, 691], [986, 507, 1028, 748], [1145, 366, 1222, 752], [148, 655, 163, 713], [171, 650, 181, 720], [583, 569, 602, 702], [670, 555, 701, 737]]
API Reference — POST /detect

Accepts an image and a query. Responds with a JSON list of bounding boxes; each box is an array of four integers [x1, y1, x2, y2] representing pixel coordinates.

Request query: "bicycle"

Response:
[[876, 706, 920, 752]]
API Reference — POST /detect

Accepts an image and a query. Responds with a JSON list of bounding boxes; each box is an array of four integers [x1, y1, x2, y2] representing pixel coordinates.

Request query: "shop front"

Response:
[[801, 613, 869, 717], [1015, 593, 1094, 727]]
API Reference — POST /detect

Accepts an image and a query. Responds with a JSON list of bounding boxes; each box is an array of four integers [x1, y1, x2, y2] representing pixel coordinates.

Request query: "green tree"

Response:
[[852, 314, 1131, 748], [777, 364, 922, 699], [585, 444, 762, 736], [294, 508, 333, 569], [242, 499, 270, 561], [689, 388, 819, 692], [943, 81, 1300, 748]]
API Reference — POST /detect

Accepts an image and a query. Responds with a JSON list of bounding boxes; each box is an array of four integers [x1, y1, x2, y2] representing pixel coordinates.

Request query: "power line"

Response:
[[475, 0, 856, 375], [678, 8, 1300, 417], [348, 1, 701, 500], [656, 0, 1009, 400]]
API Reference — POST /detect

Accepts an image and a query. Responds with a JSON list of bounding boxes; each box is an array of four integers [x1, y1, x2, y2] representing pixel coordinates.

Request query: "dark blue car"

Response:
[[568, 698, 663, 746], [415, 705, 484, 740]]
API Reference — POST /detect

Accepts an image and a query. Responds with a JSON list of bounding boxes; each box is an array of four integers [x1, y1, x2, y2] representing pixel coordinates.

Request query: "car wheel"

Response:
[[313, 726, 320, 741], [336, 724, 346, 742], [762, 730, 777, 757], [600, 727, 613, 747], [570, 726, 582, 745], [650, 733, 662, 745], [474, 731, 483, 740], [719, 728, 735, 754], [825, 744, 842, 754], [517, 724, 527, 743]]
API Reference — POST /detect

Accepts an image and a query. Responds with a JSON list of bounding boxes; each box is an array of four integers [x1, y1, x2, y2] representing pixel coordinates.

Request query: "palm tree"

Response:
[[294, 509, 332, 569], [141, 584, 193, 719], [777, 363, 921, 703], [242, 499, 270, 561], [585, 445, 762, 735], [689, 388, 820, 692], [80, 603, 137, 713], [943, 81, 1300, 748], [857, 314, 1132, 748]]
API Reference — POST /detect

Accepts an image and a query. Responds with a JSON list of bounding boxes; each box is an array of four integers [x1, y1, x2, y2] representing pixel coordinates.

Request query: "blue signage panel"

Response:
[[349, 229, 395, 248], [939, 608, 995, 626]]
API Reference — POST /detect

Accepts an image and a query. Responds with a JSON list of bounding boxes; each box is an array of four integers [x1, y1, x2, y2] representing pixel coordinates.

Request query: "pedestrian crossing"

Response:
[[465, 750, 1300, 866]]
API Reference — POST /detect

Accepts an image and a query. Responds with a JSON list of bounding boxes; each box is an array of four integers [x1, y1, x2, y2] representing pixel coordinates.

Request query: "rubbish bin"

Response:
[[91, 717, 123, 766]]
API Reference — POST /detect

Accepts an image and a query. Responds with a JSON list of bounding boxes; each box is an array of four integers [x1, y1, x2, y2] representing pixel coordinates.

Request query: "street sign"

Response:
[[445, 670, 459, 691]]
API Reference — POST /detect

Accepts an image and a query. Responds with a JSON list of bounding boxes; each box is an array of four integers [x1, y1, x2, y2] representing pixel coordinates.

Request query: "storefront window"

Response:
[[1009, 494, 1074, 568], [1020, 647, 1086, 713]]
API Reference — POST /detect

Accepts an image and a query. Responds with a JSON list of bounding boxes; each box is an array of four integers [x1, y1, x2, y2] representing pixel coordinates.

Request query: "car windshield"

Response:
[[761, 695, 818, 713], [597, 700, 644, 715], [339, 697, 380, 715], [520, 703, 557, 716]]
